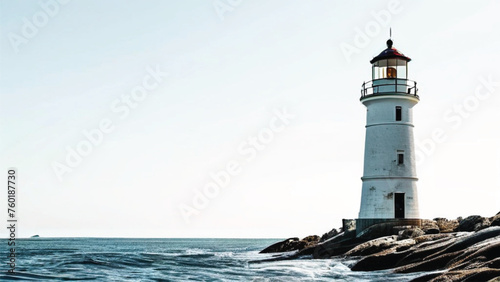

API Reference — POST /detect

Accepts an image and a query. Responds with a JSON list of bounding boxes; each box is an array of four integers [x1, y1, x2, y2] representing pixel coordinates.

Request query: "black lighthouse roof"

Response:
[[370, 39, 411, 64]]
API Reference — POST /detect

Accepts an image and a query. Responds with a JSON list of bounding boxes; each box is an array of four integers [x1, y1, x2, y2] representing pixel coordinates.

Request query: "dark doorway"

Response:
[[395, 193, 405, 218]]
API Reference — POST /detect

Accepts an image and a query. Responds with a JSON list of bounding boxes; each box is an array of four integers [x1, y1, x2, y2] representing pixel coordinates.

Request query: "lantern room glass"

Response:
[[372, 59, 408, 80]]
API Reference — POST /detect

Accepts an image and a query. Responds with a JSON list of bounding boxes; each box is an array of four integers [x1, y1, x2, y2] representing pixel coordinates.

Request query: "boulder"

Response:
[[398, 227, 425, 240], [351, 233, 464, 272], [350, 248, 408, 271], [259, 235, 320, 253], [301, 235, 320, 249], [393, 227, 500, 274], [490, 212, 500, 227], [348, 237, 417, 271], [459, 215, 491, 231], [345, 236, 398, 256], [412, 268, 500, 282], [421, 219, 440, 234], [395, 250, 464, 273], [312, 236, 361, 259], [434, 217, 459, 233], [259, 237, 300, 253], [395, 234, 458, 267], [426, 226, 500, 260], [320, 228, 338, 242], [447, 239, 500, 270], [357, 222, 401, 240]]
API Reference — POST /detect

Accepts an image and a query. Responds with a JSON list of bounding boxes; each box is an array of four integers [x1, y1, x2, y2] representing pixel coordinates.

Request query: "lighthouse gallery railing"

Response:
[[361, 79, 418, 99]]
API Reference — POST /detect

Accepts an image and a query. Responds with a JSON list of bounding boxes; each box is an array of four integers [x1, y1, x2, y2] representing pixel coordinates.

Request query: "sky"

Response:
[[0, 0, 499, 239]]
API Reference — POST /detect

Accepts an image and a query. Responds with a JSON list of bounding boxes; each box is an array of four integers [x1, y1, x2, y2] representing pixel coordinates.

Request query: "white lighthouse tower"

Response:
[[356, 39, 421, 234]]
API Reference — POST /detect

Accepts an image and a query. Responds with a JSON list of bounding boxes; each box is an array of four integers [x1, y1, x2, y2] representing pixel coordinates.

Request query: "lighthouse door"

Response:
[[394, 193, 405, 218]]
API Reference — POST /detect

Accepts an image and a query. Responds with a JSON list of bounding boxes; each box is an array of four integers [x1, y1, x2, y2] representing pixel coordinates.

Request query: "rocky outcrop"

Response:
[[458, 215, 491, 231], [320, 228, 338, 242], [490, 212, 500, 227], [435, 217, 460, 233], [421, 219, 440, 234], [259, 235, 320, 253], [398, 227, 425, 239], [259, 237, 300, 253], [350, 226, 500, 276], [258, 213, 500, 281]]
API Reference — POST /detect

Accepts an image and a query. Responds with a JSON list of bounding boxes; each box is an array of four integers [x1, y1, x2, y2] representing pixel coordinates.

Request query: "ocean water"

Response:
[[2, 238, 427, 281]]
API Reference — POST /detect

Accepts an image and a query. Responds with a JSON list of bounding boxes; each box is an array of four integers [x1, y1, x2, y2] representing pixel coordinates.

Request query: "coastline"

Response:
[[256, 213, 500, 281]]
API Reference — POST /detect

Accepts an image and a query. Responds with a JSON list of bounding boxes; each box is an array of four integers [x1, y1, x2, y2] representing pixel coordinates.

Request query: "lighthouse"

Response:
[[356, 39, 421, 234]]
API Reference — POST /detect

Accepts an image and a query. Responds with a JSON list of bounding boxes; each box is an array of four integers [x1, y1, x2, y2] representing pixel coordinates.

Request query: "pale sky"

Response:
[[1, 0, 499, 238]]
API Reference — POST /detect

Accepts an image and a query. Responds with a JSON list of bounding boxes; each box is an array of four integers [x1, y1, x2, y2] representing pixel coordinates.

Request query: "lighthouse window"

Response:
[[397, 152, 404, 165], [395, 106, 402, 121]]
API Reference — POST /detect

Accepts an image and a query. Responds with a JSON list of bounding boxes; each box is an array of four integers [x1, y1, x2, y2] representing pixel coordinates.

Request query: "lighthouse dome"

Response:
[[370, 39, 411, 64]]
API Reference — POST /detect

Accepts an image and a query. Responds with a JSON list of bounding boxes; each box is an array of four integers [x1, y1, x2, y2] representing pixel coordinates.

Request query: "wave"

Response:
[[11, 238, 439, 281]]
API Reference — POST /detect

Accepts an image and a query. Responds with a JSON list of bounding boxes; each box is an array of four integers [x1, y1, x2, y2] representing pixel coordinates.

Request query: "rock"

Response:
[[300, 235, 320, 249], [320, 228, 338, 242], [351, 233, 462, 272], [459, 215, 491, 231], [412, 268, 500, 282], [396, 250, 464, 273], [356, 222, 405, 240], [259, 237, 300, 253], [447, 239, 500, 270], [345, 236, 398, 256], [398, 227, 425, 240], [349, 237, 417, 271], [434, 217, 459, 233], [491, 213, 500, 227], [421, 219, 440, 234], [350, 248, 408, 271], [396, 234, 458, 267], [424, 228, 440, 235], [312, 236, 361, 259], [259, 235, 320, 254], [426, 226, 500, 260], [303, 235, 320, 241], [259, 215, 500, 279], [393, 227, 500, 274]]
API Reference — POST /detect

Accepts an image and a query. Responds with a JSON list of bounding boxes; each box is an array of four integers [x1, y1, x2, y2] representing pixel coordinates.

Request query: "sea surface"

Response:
[[2, 238, 430, 281]]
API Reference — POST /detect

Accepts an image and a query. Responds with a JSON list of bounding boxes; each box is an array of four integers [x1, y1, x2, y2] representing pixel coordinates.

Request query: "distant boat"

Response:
[[31, 235, 40, 238]]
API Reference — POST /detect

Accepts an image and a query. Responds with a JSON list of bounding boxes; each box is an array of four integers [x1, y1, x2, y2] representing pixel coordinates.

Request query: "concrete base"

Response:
[[355, 218, 422, 237]]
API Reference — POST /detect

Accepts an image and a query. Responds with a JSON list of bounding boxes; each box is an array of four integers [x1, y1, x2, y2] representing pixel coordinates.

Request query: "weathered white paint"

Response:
[[358, 92, 420, 219]]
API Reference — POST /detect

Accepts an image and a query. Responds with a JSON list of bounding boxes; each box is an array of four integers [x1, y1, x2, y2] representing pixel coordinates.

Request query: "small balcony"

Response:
[[361, 79, 418, 100]]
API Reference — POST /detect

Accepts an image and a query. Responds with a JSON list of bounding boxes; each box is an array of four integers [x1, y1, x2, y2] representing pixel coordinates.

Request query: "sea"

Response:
[[1, 238, 429, 281]]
